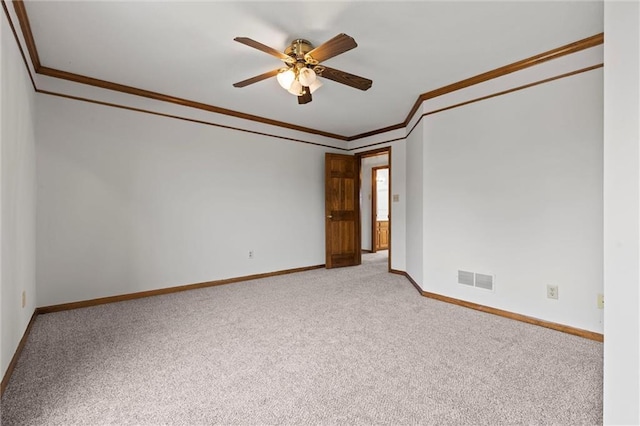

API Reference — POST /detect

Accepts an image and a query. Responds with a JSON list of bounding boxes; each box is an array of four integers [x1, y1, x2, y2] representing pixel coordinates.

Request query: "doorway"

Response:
[[372, 166, 389, 252], [356, 147, 391, 270]]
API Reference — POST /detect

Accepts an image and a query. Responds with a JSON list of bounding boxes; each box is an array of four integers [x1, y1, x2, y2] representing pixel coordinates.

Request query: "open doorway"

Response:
[[372, 166, 389, 252], [357, 148, 391, 270]]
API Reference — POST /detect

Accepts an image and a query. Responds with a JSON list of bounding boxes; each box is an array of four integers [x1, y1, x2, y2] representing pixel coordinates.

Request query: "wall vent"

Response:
[[474, 273, 494, 291], [458, 270, 475, 286], [458, 270, 494, 291]]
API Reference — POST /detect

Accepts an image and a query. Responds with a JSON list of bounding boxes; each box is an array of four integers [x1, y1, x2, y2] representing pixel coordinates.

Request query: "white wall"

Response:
[[603, 1, 640, 423], [419, 69, 603, 333], [360, 153, 388, 250], [1, 11, 37, 379], [405, 122, 424, 283], [390, 143, 406, 272], [36, 94, 341, 307]]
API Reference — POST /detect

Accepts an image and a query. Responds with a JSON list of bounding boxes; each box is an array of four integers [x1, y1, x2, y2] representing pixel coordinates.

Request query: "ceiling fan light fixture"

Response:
[[287, 79, 303, 96], [309, 78, 323, 94], [298, 67, 316, 86], [277, 68, 295, 90], [233, 34, 372, 104]]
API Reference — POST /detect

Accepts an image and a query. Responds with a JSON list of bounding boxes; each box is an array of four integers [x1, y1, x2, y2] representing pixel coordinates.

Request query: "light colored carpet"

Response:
[[1, 252, 602, 425]]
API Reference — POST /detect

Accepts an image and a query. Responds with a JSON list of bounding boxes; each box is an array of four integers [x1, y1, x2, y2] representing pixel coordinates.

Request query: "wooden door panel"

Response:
[[376, 220, 389, 250], [330, 221, 355, 251], [327, 179, 355, 210], [325, 153, 360, 268]]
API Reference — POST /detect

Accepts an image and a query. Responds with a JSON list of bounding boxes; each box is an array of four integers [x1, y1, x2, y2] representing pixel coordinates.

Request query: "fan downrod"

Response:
[[285, 39, 315, 63]]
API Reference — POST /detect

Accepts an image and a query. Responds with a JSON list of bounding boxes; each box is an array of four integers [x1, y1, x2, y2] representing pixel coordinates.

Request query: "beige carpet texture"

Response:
[[1, 252, 603, 425]]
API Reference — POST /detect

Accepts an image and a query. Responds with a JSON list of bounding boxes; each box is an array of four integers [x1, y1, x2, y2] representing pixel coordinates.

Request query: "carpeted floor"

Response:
[[1, 252, 602, 425]]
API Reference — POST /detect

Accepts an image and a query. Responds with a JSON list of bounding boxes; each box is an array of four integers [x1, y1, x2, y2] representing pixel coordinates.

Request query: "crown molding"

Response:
[[10, 0, 348, 142], [37, 89, 349, 151], [1, 0, 35, 89], [10, 0, 603, 143], [36, 66, 349, 141], [349, 32, 604, 141], [349, 63, 603, 152], [11, 0, 39, 69]]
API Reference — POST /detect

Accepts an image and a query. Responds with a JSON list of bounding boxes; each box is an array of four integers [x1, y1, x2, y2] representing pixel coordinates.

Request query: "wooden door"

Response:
[[375, 221, 389, 250], [325, 153, 361, 268]]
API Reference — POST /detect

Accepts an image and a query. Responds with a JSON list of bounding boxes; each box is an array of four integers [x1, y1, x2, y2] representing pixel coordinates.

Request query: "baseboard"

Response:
[[38, 264, 325, 314], [395, 270, 604, 342], [1, 310, 39, 397], [2, 264, 601, 399], [1, 264, 325, 397], [1, 264, 325, 398], [391, 269, 423, 295]]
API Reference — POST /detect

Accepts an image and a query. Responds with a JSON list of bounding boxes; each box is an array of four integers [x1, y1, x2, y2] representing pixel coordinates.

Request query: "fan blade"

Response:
[[316, 66, 372, 91], [298, 87, 312, 104], [305, 33, 357, 64], [233, 69, 280, 88], [234, 37, 294, 63]]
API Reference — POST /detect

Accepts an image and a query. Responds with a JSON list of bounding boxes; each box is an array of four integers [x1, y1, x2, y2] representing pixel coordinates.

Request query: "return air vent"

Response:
[[475, 273, 494, 290], [458, 270, 494, 291], [458, 270, 475, 287]]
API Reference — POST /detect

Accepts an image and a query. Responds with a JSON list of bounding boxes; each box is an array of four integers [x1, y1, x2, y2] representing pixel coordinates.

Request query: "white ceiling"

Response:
[[22, 1, 603, 137]]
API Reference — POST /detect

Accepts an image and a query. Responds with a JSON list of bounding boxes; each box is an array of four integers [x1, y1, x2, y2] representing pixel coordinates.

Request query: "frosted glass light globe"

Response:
[[298, 67, 317, 87], [276, 69, 295, 90], [309, 78, 323, 94], [287, 79, 303, 96]]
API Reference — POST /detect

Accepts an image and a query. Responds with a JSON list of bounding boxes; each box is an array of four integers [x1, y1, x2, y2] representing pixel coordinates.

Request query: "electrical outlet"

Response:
[[22, 290, 26, 308], [547, 285, 558, 300], [249, 250, 254, 259], [597, 293, 604, 309]]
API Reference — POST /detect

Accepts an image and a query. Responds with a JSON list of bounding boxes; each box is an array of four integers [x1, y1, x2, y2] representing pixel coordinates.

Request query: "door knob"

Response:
[[327, 215, 333, 219]]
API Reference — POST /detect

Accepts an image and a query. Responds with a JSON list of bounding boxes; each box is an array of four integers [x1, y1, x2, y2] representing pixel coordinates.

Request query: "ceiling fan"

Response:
[[232, 34, 373, 105]]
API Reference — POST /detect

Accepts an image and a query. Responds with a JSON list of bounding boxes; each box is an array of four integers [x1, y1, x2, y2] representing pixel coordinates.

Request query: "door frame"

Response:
[[356, 146, 391, 272], [371, 165, 390, 253]]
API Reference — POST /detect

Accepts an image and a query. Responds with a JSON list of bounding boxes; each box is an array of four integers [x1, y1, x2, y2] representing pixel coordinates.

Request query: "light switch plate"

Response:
[[597, 293, 604, 309]]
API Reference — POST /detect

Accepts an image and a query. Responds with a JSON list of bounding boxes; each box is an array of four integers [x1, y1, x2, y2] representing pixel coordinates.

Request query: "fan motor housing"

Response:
[[285, 39, 313, 61]]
